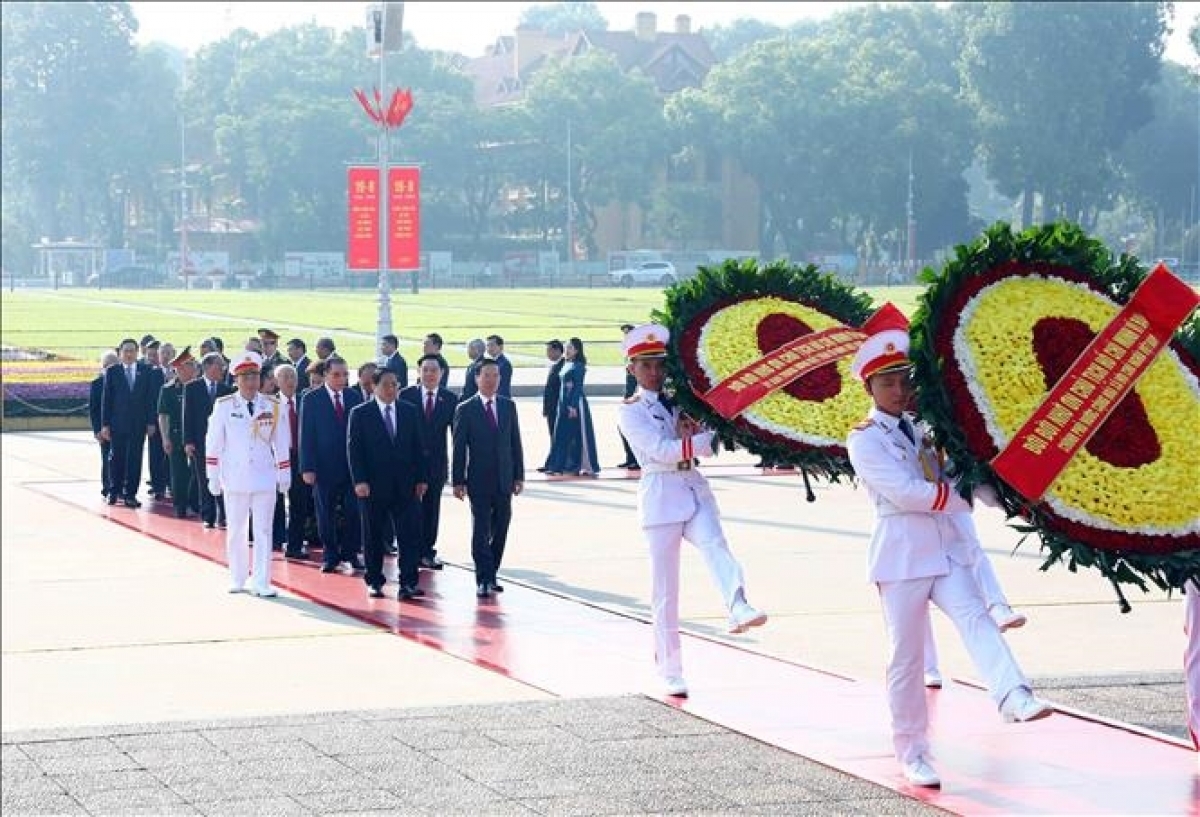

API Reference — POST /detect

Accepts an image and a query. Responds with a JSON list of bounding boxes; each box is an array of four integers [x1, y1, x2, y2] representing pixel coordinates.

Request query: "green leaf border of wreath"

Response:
[[909, 221, 1200, 599], [652, 257, 875, 482]]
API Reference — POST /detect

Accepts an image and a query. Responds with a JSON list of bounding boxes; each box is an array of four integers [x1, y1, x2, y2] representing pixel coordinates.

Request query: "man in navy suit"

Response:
[[300, 355, 363, 573], [183, 352, 234, 527], [286, 337, 310, 391], [399, 354, 458, 571], [452, 358, 525, 597], [90, 349, 119, 497], [348, 369, 428, 600], [100, 338, 160, 507], [379, 333, 408, 388], [485, 334, 513, 398]]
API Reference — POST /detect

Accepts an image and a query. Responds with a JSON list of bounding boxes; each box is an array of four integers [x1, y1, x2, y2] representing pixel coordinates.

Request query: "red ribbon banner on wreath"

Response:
[[991, 263, 1200, 501], [701, 326, 867, 419]]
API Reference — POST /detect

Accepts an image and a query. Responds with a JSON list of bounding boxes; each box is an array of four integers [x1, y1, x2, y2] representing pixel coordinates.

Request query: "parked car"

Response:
[[609, 260, 678, 287]]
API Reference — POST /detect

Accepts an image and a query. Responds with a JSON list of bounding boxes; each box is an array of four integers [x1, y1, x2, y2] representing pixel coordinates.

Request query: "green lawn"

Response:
[[1, 285, 925, 367]]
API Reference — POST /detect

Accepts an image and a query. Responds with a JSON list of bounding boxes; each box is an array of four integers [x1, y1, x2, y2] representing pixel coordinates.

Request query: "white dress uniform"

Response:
[[1185, 579, 1200, 750], [846, 303, 1049, 785], [205, 358, 291, 596], [616, 324, 765, 693]]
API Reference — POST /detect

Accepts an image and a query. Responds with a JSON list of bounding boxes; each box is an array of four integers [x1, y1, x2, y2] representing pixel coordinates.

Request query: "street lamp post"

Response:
[[368, 5, 401, 347]]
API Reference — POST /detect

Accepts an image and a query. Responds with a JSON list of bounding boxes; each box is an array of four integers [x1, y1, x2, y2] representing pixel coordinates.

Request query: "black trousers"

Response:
[[313, 479, 359, 566], [417, 478, 446, 559], [468, 490, 512, 584], [146, 429, 167, 494], [360, 495, 419, 589], [108, 429, 146, 499], [98, 439, 111, 495], [192, 450, 225, 525], [283, 455, 311, 553]]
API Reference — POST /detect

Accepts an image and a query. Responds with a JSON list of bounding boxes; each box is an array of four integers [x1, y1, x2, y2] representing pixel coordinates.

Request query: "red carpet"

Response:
[[36, 480, 1199, 815]]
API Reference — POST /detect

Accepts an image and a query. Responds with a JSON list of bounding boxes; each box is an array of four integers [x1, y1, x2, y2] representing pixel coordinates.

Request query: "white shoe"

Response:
[[253, 587, 278, 598], [663, 676, 689, 697], [728, 600, 768, 634], [923, 669, 943, 689], [990, 604, 1027, 632], [903, 756, 941, 787], [228, 585, 246, 594], [1001, 688, 1054, 723]]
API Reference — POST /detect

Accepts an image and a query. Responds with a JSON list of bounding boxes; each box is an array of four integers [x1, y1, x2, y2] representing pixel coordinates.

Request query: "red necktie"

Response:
[[425, 391, 434, 420], [333, 391, 344, 422], [288, 398, 298, 448], [485, 399, 498, 430]]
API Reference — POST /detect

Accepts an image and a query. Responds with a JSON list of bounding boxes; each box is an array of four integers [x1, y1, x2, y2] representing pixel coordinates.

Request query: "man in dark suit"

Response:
[[348, 369, 428, 600], [399, 354, 458, 571], [90, 349, 119, 497], [541, 339, 565, 443], [157, 346, 198, 518], [485, 334, 514, 398], [300, 355, 364, 573], [273, 363, 310, 557], [141, 339, 169, 499], [422, 332, 451, 389], [286, 337, 310, 391], [379, 333, 408, 388], [183, 351, 234, 527], [100, 338, 160, 507], [452, 357, 525, 598], [460, 338, 484, 400]]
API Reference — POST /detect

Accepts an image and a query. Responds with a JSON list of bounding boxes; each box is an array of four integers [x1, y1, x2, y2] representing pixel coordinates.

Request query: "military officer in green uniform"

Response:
[[158, 346, 199, 518], [259, 328, 287, 369]]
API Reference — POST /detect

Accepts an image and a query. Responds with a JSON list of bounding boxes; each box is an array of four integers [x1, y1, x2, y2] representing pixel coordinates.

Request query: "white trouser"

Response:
[[224, 490, 277, 593], [644, 502, 746, 679], [878, 562, 1028, 764], [1185, 585, 1200, 751], [923, 550, 1013, 673]]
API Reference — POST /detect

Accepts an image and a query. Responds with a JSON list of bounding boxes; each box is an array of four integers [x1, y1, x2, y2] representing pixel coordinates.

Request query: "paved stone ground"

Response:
[[3, 697, 948, 817], [3, 676, 1186, 817]]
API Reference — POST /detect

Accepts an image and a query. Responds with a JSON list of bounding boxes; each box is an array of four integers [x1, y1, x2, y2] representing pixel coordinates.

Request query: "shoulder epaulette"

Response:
[[215, 393, 236, 403], [623, 395, 641, 405], [851, 418, 876, 432], [262, 394, 279, 404]]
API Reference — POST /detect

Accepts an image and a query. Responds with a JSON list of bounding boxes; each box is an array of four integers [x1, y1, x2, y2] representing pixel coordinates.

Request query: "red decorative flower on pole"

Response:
[[353, 87, 413, 130]]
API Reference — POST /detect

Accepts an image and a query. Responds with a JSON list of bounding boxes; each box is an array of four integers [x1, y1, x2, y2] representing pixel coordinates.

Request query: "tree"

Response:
[[2, 0, 138, 270], [703, 18, 785, 61], [519, 2, 606, 37], [520, 52, 667, 258], [958, 1, 1168, 228]]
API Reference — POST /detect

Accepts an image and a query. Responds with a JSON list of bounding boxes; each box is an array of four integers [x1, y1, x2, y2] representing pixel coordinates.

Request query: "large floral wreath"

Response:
[[654, 258, 875, 482], [909, 222, 1200, 597]]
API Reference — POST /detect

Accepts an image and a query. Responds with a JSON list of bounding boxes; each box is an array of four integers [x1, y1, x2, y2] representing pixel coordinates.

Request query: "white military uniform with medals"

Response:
[[205, 354, 291, 596], [846, 303, 1048, 784], [616, 323, 764, 691]]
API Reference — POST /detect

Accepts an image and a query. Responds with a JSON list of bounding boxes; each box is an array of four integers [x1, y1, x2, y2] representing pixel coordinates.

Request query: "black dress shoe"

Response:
[[174, 509, 188, 519], [284, 549, 307, 560], [399, 584, 426, 600], [203, 520, 215, 529], [367, 585, 385, 599], [419, 556, 444, 570], [107, 494, 119, 506], [476, 583, 491, 598], [627, 464, 641, 471], [491, 582, 505, 593], [347, 559, 366, 573], [122, 496, 142, 508], [320, 563, 338, 573]]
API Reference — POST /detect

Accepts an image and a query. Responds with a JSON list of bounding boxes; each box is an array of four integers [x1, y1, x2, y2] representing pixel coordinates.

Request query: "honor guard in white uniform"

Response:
[[205, 351, 291, 597], [616, 323, 767, 698], [1185, 578, 1200, 751], [845, 303, 1052, 789]]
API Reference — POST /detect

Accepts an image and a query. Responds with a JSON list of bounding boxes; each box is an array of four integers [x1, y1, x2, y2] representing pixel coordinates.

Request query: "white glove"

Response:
[[974, 482, 1001, 508], [208, 479, 222, 497]]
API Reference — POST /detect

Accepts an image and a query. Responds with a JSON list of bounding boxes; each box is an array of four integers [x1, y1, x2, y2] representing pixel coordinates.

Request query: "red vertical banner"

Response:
[[388, 166, 420, 271], [346, 166, 379, 271]]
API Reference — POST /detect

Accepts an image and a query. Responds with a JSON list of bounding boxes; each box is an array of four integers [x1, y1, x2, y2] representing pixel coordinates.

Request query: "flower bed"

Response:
[[2, 359, 92, 419], [909, 222, 1200, 595]]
